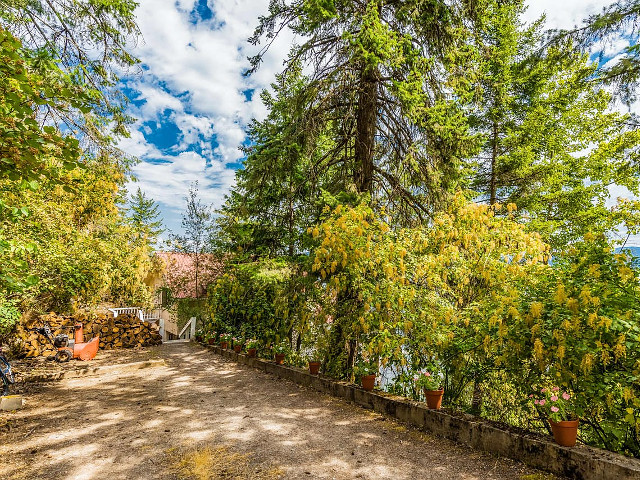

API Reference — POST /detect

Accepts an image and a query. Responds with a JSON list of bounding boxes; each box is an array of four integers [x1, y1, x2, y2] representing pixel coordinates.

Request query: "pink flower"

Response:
[[539, 399, 546, 406], [551, 406, 559, 413], [541, 388, 547, 393], [424, 372, 431, 377], [551, 395, 558, 402], [562, 393, 570, 400], [534, 400, 539, 405], [552, 386, 559, 392], [528, 394, 534, 398]]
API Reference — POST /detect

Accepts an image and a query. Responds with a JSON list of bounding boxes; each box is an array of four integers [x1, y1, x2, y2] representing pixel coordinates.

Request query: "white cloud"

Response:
[[120, 0, 291, 232], [119, 128, 164, 159], [522, 1, 612, 30], [131, 83, 184, 121], [591, 36, 631, 58]]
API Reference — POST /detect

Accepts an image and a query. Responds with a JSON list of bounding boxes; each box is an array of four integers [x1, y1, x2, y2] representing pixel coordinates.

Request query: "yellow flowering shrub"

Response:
[[516, 233, 640, 455], [209, 199, 640, 456]]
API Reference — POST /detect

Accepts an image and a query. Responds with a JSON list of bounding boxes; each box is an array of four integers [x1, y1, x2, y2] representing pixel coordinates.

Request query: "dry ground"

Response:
[[0, 342, 556, 480]]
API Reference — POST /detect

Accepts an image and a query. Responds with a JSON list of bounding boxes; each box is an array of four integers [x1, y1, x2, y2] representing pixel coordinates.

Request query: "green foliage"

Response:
[[209, 201, 640, 457], [464, 2, 640, 248], [207, 258, 302, 349], [516, 234, 640, 455], [414, 370, 443, 392], [213, 0, 640, 459], [1, 157, 156, 312], [0, 295, 20, 339], [171, 182, 215, 298], [233, 0, 640, 257], [216, 65, 324, 256], [352, 360, 378, 380], [245, 0, 480, 225], [272, 340, 290, 355], [127, 187, 164, 246], [308, 199, 548, 385], [531, 387, 575, 423], [553, 0, 640, 104], [174, 298, 207, 332], [1, 0, 140, 146], [0, 26, 82, 208], [0, 5, 148, 327]]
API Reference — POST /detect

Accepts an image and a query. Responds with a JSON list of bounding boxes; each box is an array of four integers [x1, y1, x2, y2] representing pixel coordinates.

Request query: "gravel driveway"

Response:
[[0, 342, 553, 480]]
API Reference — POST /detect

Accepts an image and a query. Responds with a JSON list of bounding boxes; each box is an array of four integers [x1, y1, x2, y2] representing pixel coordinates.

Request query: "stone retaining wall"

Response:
[[205, 344, 640, 480]]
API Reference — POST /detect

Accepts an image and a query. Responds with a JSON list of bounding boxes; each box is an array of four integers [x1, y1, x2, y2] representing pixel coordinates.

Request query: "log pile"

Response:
[[20, 312, 163, 357]]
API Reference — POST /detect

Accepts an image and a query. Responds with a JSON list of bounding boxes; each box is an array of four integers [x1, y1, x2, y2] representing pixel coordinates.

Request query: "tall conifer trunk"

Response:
[[354, 65, 378, 193], [490, 121, 498, 205]]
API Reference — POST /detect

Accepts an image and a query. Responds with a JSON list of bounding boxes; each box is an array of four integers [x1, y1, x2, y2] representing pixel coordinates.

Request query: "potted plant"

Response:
[[272, 340, 289, 365], [246, 338, 258, 357], [532, 387, 578, 447], [232, 337, 243, 353], [219, 333, 232, 349], [415, 369, 444, 409], [354, 362, 378, 391], [206, 332, 217, 345], [195, 329, 204, 343], [308, 359, 321, 375]]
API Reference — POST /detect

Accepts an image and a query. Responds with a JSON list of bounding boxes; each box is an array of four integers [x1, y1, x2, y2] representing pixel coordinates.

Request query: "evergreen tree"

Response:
[[465, 2, 640, 248], [247, 0, 482, 220], [127, 188, 164, 246], [218, 64, 340, 256]]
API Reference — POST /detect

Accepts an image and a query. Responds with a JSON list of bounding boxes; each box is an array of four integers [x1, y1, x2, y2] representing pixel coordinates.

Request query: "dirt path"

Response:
[[0, 342, 553, 480]]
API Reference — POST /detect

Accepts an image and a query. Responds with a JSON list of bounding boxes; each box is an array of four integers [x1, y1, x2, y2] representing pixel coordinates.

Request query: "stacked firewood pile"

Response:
[[20, 312, 163, 357]]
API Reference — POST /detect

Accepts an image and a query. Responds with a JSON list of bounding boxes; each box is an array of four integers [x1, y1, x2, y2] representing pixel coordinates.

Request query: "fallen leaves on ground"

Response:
[[167, 445, 283, 480]]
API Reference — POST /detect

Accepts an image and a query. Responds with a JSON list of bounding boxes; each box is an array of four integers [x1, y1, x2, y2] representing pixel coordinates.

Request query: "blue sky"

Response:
[[118, 0, 632, 241]]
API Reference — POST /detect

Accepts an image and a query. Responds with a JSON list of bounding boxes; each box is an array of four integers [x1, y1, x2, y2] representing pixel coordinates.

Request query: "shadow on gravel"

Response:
[[0, 343, 551, 480]]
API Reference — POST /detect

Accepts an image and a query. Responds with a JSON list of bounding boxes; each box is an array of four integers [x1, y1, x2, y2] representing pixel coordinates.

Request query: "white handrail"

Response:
[[178, 317, 197, 340], [109, 307, 143, 318], [109, 308, 155, 322]]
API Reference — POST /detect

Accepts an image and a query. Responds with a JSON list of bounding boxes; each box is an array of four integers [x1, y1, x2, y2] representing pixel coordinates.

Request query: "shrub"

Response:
[[207, 200, 640, 457], [516, 234, 640, 455], [0, 296, 20, 342]]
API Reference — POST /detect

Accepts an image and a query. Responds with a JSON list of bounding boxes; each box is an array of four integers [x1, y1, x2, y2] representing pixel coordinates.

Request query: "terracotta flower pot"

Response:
[[247, 348, 256, 358], [195, 335, 203, 343], [233, 345, 242, 353], [549, 419, 579, 447], [361, 374, 376, 391], [220, 342, 228, 350], [275, 353, 286, 365], [423, 388, 444, 410], [309, 361, 321, 375], [207, 338, 215, 345]]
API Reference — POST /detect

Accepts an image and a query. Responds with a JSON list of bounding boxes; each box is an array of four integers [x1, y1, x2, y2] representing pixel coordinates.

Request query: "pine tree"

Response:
[[217, 65, 339, 256], [247, 0, 482, 221], [127, 188, 164, 246], [465, 1, 640, 248]]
